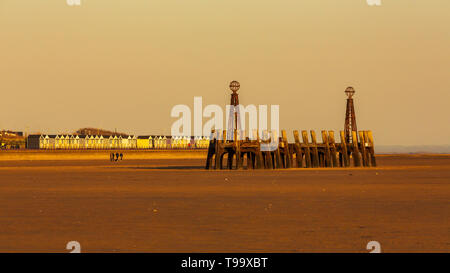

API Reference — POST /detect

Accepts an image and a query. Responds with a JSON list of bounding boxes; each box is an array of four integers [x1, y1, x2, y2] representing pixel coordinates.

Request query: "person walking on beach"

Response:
[[115, 152, 119, 161], [110, 153, 114, 162], [120, 153, 123, 161]]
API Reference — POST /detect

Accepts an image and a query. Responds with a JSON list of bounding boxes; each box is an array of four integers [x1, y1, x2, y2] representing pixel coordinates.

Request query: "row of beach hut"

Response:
[[27, 135, 210, 150]]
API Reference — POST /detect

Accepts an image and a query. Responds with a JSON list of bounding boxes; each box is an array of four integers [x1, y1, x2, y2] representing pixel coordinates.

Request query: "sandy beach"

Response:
[[0, 151, 449, 253]]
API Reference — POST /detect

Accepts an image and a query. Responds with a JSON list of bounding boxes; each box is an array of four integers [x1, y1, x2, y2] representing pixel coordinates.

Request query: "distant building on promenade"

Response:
[[1, 130, 26, 149], [1, 130, 24, 137], [137, 136, 153, 149], [26, 134, 210, 150], [26, 135, 42, 149]]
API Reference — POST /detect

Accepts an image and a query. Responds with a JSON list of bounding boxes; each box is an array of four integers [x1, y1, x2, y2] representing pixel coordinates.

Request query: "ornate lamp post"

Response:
[[227, 81, 242, 140], [344, 87, 358, 143]]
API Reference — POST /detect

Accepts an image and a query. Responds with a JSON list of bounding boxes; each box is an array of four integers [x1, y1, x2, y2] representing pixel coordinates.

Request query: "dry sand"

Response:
[[0, 151, 449, 253]]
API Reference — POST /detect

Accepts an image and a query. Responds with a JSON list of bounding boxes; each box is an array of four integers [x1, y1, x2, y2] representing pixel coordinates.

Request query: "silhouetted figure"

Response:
[[115, 152, 119, 161], [110, 153, 114, 162], [120, 153, 123, 160]]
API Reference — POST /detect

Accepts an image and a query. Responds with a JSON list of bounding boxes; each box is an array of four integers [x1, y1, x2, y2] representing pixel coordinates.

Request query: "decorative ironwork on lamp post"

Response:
[[344, 87, 358, 143], [227, 81, 242, 140]]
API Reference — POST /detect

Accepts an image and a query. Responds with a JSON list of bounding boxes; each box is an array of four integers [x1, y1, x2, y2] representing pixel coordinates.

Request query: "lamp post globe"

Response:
[[229, 81, 240, 93], [345, 87, 355, 98]]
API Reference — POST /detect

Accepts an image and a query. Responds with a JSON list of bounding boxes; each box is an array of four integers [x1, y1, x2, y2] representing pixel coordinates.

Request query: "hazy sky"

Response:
[[1, 0, 449, 145]]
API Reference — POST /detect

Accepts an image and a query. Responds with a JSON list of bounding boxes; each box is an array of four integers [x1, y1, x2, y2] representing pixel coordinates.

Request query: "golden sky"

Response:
[[1, 0, 449, 145]]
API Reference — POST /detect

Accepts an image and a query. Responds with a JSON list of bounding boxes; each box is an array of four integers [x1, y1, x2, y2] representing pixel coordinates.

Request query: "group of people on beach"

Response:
[[110, 152, 123, 162]]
